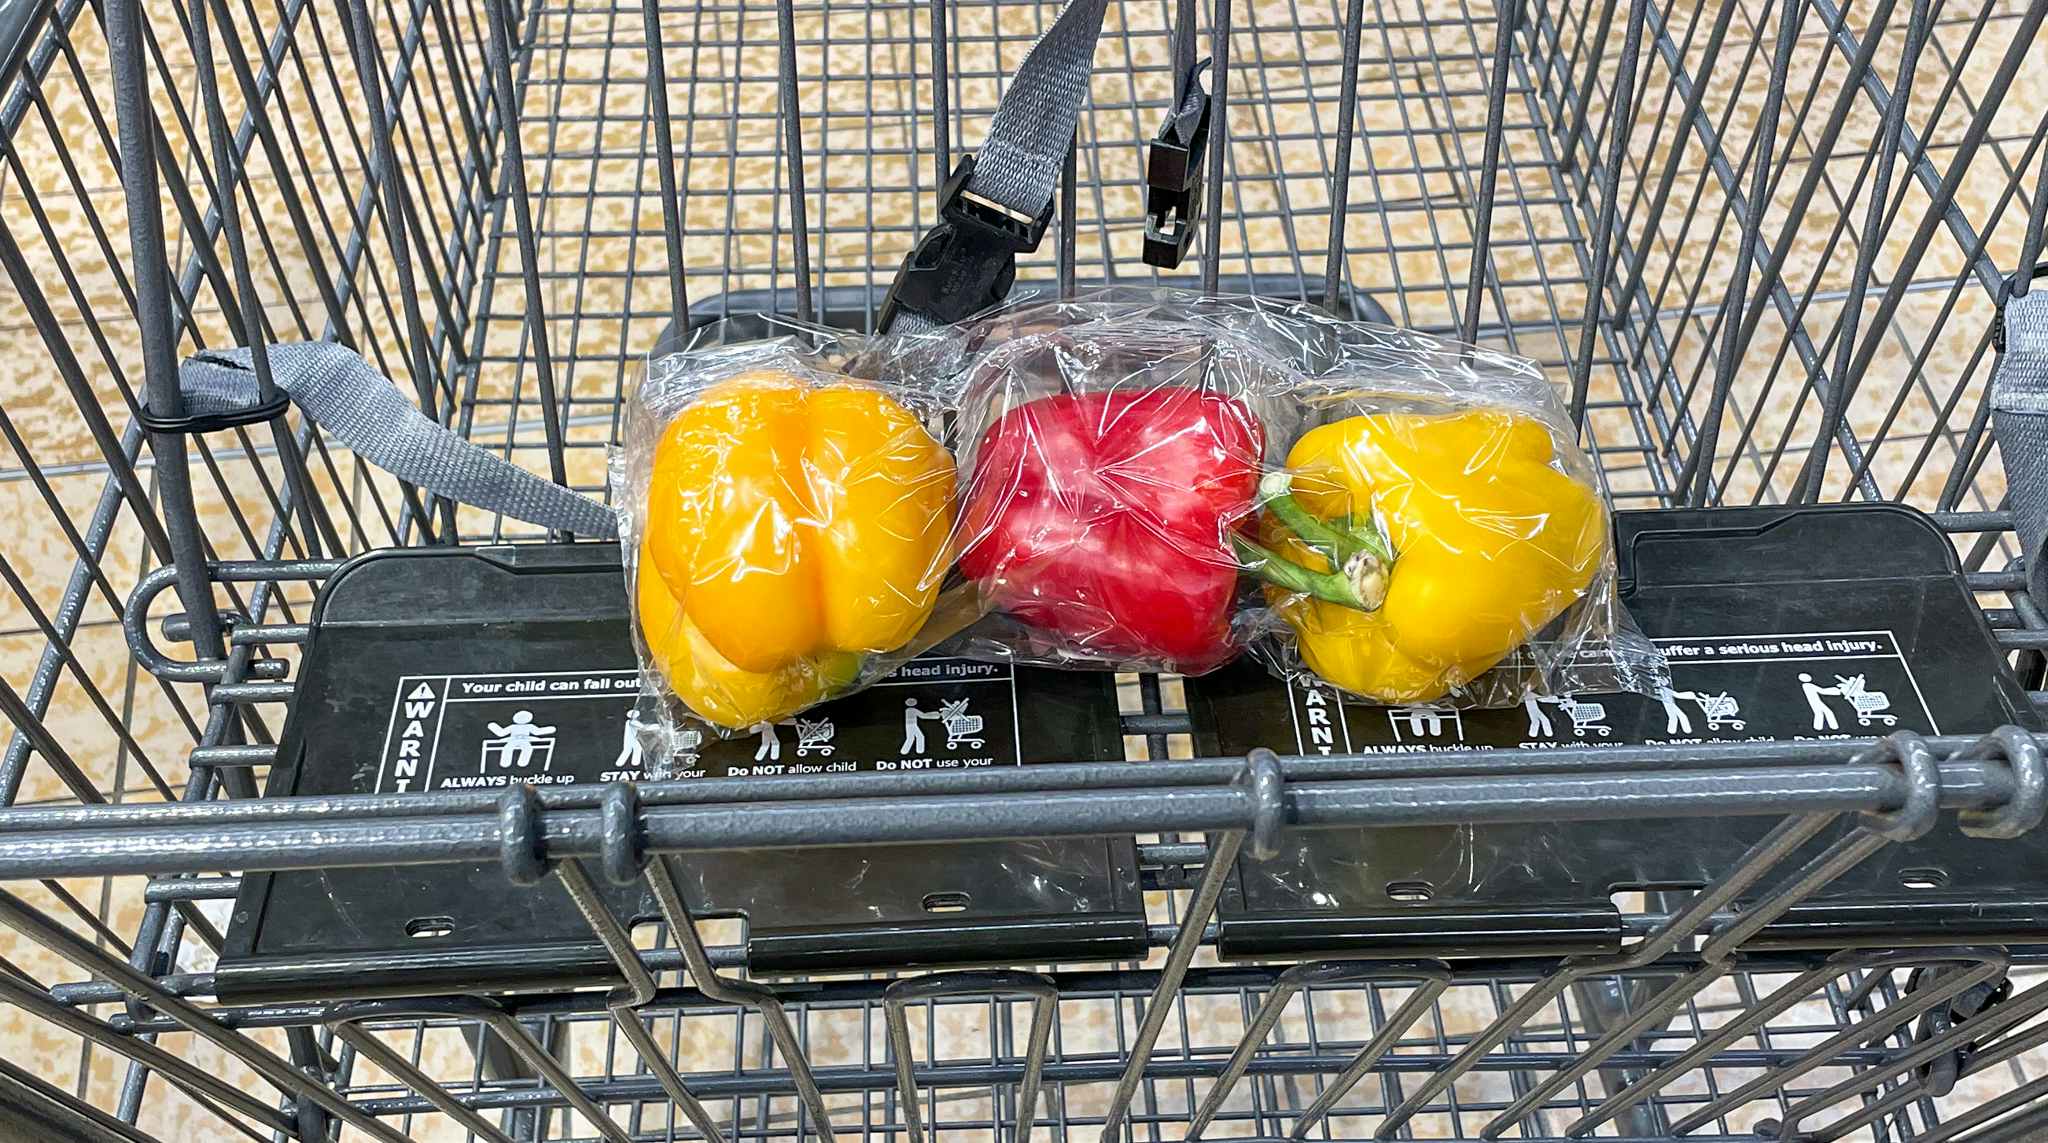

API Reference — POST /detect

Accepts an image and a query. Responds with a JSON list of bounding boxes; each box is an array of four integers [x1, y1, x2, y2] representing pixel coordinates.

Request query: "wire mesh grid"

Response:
[[133, 932, 2048, 1142], [2, 0, 2048, 1137]]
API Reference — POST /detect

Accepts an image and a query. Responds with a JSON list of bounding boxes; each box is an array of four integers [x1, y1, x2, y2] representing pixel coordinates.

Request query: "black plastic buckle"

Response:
[[1909, 967, 2011, 1097], [878, 154, 1053, 331], [137, 390, 291, 435], [1143, 59, 1212, 269], [1993, 263, 2048, 355]]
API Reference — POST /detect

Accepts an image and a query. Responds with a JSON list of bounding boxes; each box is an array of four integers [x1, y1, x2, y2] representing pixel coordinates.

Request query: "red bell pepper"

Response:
[[957, 387, 1265, 672]]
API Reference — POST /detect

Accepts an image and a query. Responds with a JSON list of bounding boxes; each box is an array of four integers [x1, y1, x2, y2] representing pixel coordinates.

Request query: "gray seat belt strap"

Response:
[[177, 343, 618, 539], [970, 0, 1111, 216], [877, 0, 1111, 333]]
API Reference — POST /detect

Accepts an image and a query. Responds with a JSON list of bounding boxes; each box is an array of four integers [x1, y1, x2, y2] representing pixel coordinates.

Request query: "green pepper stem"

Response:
[[1234, 535, 1381, 610], [1257, 471, 1395, 566], [1238, 470, 1397, 612]]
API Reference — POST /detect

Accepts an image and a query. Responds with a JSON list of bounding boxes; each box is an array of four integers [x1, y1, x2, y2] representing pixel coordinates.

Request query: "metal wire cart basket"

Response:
[[3, 0, 2048, 1137]]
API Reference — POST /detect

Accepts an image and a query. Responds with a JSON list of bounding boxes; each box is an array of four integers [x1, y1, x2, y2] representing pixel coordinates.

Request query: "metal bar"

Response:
[[0, 763, 1904, 868], [1097, 828, 1246, 1142], [1459, 0, 1518, 342], [1564, 819, 1949, 1130], [1566, 970, 1675, 1138], [931, 0, 951, 185], [553, 859, 731, 1143], [1554, 0, 1619, 168], [1199, 0, 1232, 293], [1184, 962, 1451, 1140], [1625, 0, 1882, 497], [0, 423, 152, 805], [0, 1052, 185, 1143], [1379, 808, 1845, 1135], [1566, 0, 1647, 427], [1952, 1099, 2048, 1143], [643, 0, 691, 330], [6, 733, 2024, 833], [0, 756, 2029, 880], [1783, 976, 2048, 1138], [776, 0, 815, 322], [1676, 0, 1803, 505], [1831, 0, 2048, 378], [2021, 137, 2048, 292], [67, 947, 2010, 1031], [1790, 0, 1931, 501], [0, 887, 410, 1141], [328, 996, 626, 1143], [40, 33, 181, 570], [484, 0, 572, 496], [142, 876, 242, 903], [184, 0, 328, 560], [322, 1036, 1922, 1121], [1571, 957, 1844, 1134], [343, 0, 455, 540], [0, 971, 286, 1133], [885, 972, 1057, 1143], [646, 855, 838, 1139], [1321, 0, 1368, 315], [1059, 140, 1078, 298], [1667, 951, 2010, 1135], [328, 1021, 519, 1143]]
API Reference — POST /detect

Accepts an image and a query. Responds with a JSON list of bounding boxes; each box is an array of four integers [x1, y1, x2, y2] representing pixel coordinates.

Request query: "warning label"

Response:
[[670, 658, 1025, 781], [1230, 628, 1938, 757], [374, 671, 641, 793], [373, 659, 1030, 791]]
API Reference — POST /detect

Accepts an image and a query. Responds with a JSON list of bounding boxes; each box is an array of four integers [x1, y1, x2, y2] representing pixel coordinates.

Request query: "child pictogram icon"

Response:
[[1388, 704, 1461, 741], [484, 710, 557, 771], [753, 721, 784, 762]]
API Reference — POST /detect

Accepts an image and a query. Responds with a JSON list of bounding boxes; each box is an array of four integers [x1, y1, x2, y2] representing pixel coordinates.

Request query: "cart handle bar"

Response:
[[0, 733, 2039, 880]]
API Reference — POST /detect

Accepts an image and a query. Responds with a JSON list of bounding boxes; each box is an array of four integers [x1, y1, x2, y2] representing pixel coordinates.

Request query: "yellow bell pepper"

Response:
[[1238, 409, 1606, 703], [637, 369, 954, 728]]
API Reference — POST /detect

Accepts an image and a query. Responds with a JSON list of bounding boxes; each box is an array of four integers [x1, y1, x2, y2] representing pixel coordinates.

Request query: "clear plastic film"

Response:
[[1232, 298, 1667, 706], [615, 333, 970, 743], [894, 288, 1664, 704], [931, 302, 1302, 674]]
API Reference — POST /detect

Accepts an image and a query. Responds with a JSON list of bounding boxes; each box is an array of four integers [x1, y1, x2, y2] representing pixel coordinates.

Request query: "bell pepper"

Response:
[[638, 369, 954, 728], [1237, 408, 1606, 703], [958, 387, 1265, 672]]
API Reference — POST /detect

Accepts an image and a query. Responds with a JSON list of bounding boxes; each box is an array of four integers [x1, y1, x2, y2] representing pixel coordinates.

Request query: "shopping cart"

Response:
[[1561, 697, 1612, 736], [0, 0, 2046, 1140], [1837, 674, 1901, 728], [1697, 691, 1747, 732], [939, 699, 985, 750], [793, 718, 837, 758]]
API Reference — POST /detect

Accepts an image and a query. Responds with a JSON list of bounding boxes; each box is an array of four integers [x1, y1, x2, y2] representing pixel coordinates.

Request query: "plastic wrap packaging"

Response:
[[937, 305, 1302, 674], [616, 335, 968, 741], [905, 288, 1664, 704], [1239, 305, 1665, 705]]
